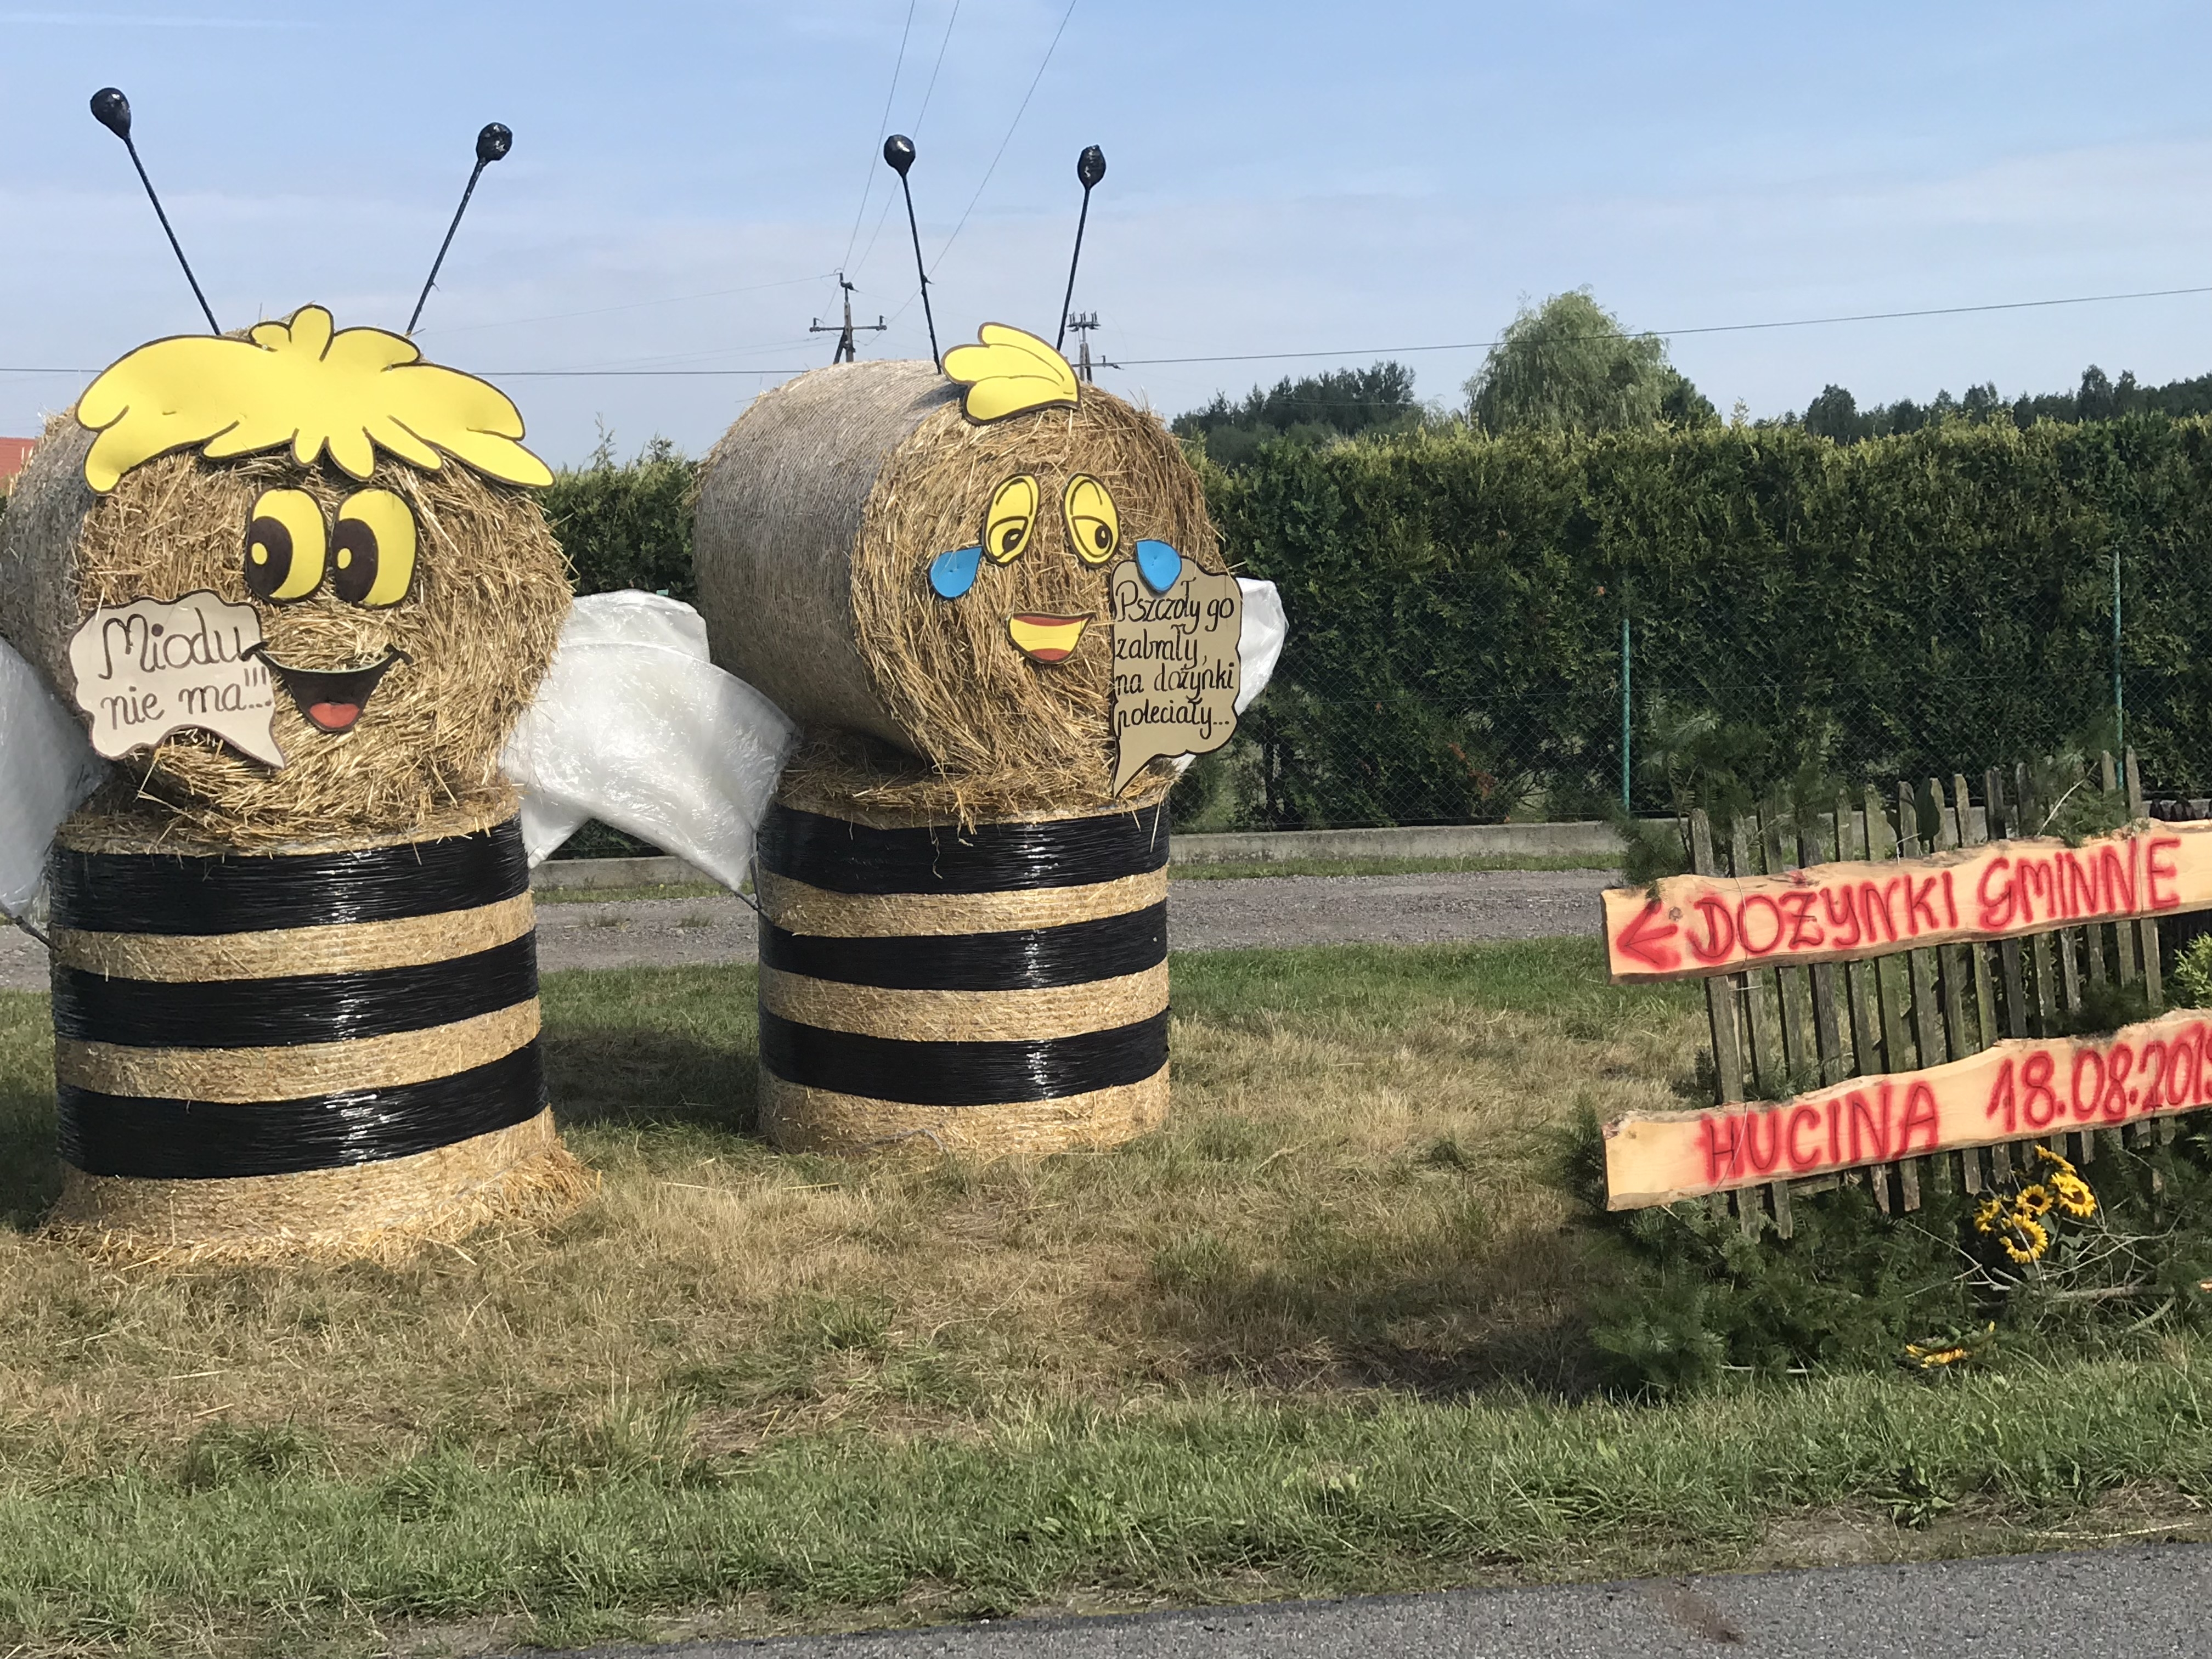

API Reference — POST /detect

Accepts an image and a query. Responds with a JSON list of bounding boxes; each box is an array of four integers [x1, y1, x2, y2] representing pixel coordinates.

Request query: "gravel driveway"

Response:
[[0, 869, 1618, 991]]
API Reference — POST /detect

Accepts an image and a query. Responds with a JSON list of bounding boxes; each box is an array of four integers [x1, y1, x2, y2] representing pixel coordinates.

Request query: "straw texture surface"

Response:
[[46, 1108, 594, 1267], [758, 1071, 1168, 1157], [1, 409, 569, 845]]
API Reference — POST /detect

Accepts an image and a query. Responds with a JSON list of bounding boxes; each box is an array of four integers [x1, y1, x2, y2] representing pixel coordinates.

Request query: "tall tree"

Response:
[[1465, 289, 1709, 435]]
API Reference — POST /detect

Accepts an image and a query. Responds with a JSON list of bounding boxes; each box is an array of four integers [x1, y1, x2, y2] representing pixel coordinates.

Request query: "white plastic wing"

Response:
[[500, 591, 798, 890], [0, 635, 108, 921], [1234, 578, 1286, 713]]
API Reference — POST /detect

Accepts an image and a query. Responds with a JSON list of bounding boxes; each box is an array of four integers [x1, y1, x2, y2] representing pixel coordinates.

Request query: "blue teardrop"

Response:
[[929, 545, 982, 599], [1136, 538, 1183, 594]]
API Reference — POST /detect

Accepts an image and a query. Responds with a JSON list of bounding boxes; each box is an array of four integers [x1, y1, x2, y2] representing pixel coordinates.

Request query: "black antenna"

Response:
[[1055, 145, 1105, 353], [408, 122, 512, 335], [90, 88, 219, 335], [882, 134, 940, 370]]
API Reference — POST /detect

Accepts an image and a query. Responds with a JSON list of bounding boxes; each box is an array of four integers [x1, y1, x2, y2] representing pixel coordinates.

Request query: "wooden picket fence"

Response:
[[1694, 749, 2178, 1239]]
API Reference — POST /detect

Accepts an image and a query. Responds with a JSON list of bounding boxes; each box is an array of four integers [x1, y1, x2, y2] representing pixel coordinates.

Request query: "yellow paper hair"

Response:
[[76, 304, 554, 493], [941, 323, 1080, 424]]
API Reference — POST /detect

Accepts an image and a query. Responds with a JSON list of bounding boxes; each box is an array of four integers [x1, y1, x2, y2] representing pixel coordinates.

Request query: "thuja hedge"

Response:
[[1209, 416, 2212, 826], [524, 416, 2212, 830]]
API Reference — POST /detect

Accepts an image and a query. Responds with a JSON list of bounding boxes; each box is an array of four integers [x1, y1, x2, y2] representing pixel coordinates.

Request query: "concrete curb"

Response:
[[528, 820, 1635, 892]]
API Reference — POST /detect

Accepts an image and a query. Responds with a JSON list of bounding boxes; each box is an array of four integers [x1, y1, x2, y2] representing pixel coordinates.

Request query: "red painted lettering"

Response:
[[1745, 1108, 1782, 1173], [1786, 1104, 1823, 1170], [1847, 1090, 1889, 1163], [1699, 1114, 1743, 1183], [2020, 860, 2053, 926], [1908, 876, 1942, 934], [1899, 1082, 1940, 1153], [1822, 885, 1864, 949], [2069, 1048, 2103, 1123], [2148, 837, 2181, 911], [1740, 895, 1785, 956], [1688, 896, 1737, 963], [2061, 852, 2096, 919], [1987, 1058, 2018, 1133], [1827, 1097, 1841, 1163], [1860, 881, 1900, 943], [1942, 870, 1959, 928], [1977, 856, 2015, 931], [1781, 890, 1823, 950], [2098, 844, 2136, 916], [2099, 1045, 2132, 1122], [2021, 1051, 2058, 1127]]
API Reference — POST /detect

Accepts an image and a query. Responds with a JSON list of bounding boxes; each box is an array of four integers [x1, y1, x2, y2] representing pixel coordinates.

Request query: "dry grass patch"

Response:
[[0, 943, 1697, 1475]]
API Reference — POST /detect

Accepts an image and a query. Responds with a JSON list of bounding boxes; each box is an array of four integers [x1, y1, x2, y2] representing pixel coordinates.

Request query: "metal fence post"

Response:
[[2112, 540, 2124, 751], [1620, 605, 1633, 813]]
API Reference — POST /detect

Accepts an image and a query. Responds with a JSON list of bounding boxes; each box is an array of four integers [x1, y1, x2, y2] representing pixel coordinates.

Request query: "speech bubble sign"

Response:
[[1108, 555, 1240, 795], [66, 591, 285, 768]]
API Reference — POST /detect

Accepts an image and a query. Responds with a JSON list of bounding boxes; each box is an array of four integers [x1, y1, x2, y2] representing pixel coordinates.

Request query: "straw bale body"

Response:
[[693, 360, 1218, 815], [754, 783, 1170, 1155], [0, 373, 589, 1261]]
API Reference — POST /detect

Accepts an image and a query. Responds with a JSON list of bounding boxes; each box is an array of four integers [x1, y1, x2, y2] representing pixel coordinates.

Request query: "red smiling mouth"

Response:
[[247, 645, 409, 734]]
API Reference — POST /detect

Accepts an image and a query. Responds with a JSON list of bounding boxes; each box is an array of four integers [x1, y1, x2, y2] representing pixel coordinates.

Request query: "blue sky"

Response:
[[3, 1, 2209, 465]]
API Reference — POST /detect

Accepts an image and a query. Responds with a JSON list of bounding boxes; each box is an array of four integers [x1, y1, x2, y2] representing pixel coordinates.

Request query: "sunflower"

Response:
[[2034, 1144, 2078, 1177], [2051, 1171, 2098, 1220], [2015, 1184, 2055, 1218], [1999, 1215, 2051, 1265]]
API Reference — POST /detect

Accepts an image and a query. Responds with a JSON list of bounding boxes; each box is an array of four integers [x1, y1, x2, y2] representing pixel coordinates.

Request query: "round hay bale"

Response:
[[753, 776, 1170, 1155], [693, 360, 1220, 815], [0, 411, 568, 845], [39, 814, 594, 1263], [0, 313, 590, 1258]]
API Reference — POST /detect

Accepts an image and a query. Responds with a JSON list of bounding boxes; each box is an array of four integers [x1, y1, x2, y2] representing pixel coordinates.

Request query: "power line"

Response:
[[6, 280, 2209, 381], [412, 272, 836, 338], [840, 0, 919, 275], [852, 0, 961, 281], [1112, 284, 2212, 368], [927, 0, 1077, 277]]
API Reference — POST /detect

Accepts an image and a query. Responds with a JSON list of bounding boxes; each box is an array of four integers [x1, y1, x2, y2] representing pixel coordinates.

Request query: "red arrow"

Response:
[[1614, 897, 1681, 972]]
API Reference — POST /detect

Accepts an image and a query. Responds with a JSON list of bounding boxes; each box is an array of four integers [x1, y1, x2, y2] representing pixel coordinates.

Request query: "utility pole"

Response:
[[810, 273, 885, 364], [1064, 311, 1107, 382]]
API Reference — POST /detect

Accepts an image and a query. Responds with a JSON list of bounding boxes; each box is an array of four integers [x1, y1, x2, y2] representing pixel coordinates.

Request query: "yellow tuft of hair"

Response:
[[941, 322, 1080, 424], [76, 304, 554, 494]]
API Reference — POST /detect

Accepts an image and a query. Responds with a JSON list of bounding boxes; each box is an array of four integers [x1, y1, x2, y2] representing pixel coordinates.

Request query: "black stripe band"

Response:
[[48, 818, 529, 937], [758, 803, 1167, 895], [53, 934, 538, 1050], [760, 902, 1166, 991], [759, 1007, 1168, 1107], [58, 1041, 548, 1180]]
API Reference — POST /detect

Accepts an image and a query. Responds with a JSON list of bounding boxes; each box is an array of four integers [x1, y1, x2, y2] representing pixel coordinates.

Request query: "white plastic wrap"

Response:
[[1234, 577, 1287, 714], [500, 591, 797, 890], [0, 635, 108, 922]]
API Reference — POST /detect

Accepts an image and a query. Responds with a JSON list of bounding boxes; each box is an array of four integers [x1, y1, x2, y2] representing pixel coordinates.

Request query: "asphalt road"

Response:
[[0, 868, 1618, 990], [549, 1543, 2211, 1658]]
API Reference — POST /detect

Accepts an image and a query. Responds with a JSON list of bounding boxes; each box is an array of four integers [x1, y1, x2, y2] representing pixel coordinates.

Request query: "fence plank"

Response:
[[2127, 749, 2164, 1010], [1837, 794, 1885, 1074], [1762, 808, 1814, 1086], [1689, 810, 1741, 1223], [1898, 780, 1948, 1074], [2017, 762, 2062, 1032], [1930, 776, 1975, 1063], [1731, 814, 1787, 1097], [1954, 774, 1999, 1049], [1801, 814, 1847, 1085], [1865, 785, 1916, 1074]]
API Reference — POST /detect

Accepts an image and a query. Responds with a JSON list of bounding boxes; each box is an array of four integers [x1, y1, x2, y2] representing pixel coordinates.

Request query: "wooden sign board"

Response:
[[1108, 556, 1239, 795], [1602, 823, 2212, 983], [1605, 1008, 2212, 1208]]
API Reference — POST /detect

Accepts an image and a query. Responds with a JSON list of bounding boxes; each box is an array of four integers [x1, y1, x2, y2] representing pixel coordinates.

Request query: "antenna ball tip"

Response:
[[91, 87, 132, 140], [476, 122, 512, 164], [883, 133, 916, 176], [1077, 144, 1105, 188]]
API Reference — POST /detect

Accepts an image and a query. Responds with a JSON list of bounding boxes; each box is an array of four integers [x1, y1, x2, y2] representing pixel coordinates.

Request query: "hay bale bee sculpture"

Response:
[[695, 323, 1285, 1156], [0, 104, 792, 1259]]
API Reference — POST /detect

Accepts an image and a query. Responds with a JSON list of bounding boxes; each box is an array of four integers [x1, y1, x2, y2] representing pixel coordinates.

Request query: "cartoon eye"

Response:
[[244, 488, 327, 602], [981, 475, 1039, 565], [1062, 474, 1120, 566], [331, 489, 418, 607]]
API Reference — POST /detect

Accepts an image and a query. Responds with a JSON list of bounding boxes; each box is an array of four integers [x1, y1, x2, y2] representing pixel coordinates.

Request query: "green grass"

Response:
[[533, 881, 736, 904], [0, 943, 2203, 1655], [1170, 854, 1622, 879]]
